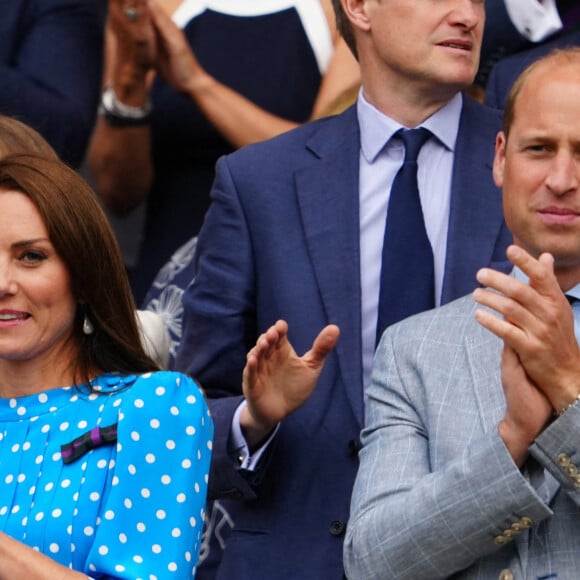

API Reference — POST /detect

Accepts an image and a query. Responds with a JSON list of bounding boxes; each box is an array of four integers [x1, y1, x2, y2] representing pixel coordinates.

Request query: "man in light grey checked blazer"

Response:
[[342, 46, 580, 579]]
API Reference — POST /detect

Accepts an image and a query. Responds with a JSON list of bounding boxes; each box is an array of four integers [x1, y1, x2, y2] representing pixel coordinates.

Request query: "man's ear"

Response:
[[493, 131, 507, 188], [341, 0, 371, 33]]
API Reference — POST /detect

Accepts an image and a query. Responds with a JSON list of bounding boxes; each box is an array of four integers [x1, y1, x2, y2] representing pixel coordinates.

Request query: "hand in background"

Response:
[[147, 0, 206, 94], [241, 320, 340, 450], [109, 0, 157, 83]]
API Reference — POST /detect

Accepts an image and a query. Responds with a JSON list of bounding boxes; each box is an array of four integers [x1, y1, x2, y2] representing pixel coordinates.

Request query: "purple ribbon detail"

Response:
[[61, 423, 118, 465]]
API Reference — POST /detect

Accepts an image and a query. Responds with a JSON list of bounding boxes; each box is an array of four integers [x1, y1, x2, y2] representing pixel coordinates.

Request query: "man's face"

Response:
[[362, 0, 484, 98], [494, 62, 580, 277]]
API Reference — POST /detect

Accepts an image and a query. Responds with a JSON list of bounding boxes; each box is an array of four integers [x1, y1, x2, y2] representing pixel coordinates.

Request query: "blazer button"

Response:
[[558, 452, 571, 467], [329, 520, 346, 536], [519, 516, 533, 528], [498, 569, 514, 580]]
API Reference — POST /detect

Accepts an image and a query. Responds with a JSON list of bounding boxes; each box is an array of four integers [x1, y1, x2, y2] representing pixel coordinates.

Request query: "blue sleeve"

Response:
[[0, 0, 106, 166], [84, 371, 213, 578], [175, 155, 265, 501], [176, 155, 256, 394]]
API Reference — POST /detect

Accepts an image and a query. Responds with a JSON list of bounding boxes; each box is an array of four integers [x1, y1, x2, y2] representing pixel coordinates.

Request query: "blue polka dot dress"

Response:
[[0, 370, 213, 578]]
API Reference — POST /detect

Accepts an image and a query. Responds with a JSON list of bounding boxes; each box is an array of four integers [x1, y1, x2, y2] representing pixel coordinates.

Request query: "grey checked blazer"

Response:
[[344, 295, 580, 580]]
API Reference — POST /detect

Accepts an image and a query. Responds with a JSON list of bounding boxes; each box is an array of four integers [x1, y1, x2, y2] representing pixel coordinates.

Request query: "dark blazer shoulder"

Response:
[[485, 30, 580, 109], [455, 94, 502, 166], [224, 105, 359, 169], [460, 94, 502, 131]]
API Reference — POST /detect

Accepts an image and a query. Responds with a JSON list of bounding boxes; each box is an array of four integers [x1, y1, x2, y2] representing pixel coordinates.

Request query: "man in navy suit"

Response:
[[485, 27, 580, 110], [176, 0, 511, 578], [0, 0, 105, 167]]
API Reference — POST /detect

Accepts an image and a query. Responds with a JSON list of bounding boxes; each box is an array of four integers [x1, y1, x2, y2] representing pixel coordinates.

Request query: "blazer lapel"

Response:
[[442, 96, 508, 303], [295, 106, 365, 424]]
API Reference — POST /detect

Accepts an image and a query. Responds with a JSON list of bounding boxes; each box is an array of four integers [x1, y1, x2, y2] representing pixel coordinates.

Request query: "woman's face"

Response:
[[0, 190, 77, 370]]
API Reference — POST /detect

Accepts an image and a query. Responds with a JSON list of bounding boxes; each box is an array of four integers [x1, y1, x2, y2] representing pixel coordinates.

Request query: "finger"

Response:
[[251, 331, 279, 365], [506, 246, 559, 297], [476, 253, 563, 319], [147, 0, 176, 37], [473, 286, 536, 330], [243, 353, 258, 387], [302, 325, 340, 367], [507, 245, 550, 279], [260, 320, 289, 358], [245, 320, 289, 366], [474, 306, 524, 345], [475, 266, 535, 306], [271, 319, 289, 337], [244, 332, 279, 391]]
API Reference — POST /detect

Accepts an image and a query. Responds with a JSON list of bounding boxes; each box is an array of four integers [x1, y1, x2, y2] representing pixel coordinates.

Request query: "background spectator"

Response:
[[477, 0, 580, 89], [0, 0, 106, 167], [87, 0, 360, 303]]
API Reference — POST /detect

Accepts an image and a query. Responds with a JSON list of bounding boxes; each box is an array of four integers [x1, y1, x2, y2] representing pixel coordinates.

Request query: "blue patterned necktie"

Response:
[[376, 128, 434, 345]]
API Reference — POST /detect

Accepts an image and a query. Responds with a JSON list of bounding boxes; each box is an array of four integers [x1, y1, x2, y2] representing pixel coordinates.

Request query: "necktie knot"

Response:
[[397, 127, 431, 164]]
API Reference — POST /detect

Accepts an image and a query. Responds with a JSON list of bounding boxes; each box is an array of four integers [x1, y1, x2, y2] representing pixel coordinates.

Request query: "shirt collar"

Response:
[[357, 89, 463, 163]]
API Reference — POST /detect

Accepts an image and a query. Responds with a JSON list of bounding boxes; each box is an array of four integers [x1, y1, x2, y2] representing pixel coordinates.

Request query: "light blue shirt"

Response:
[[358, 90, 462, 387]]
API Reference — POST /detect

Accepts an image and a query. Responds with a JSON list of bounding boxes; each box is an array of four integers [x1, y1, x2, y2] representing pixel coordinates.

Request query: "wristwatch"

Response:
[[99, 86, 152, 127]]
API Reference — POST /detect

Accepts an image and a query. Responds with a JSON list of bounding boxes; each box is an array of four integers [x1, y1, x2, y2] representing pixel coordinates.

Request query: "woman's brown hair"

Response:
[[0, 154, 158, 382], [0, 115, 59, 160]]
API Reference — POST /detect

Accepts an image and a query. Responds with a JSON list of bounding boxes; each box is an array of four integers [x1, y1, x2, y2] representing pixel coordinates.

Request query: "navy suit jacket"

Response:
[[485, 29, 580, 110], [176, 95, 512, 579], [0, 0, 106, 167]]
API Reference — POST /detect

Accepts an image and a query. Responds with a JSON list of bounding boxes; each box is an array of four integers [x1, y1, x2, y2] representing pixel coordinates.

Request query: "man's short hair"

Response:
[[503, 47, 580, 138], [331, 0, 358, 59]]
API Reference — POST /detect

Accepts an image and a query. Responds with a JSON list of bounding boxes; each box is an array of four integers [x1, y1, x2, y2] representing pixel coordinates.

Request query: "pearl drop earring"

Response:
[[83, 314, 94, 335]]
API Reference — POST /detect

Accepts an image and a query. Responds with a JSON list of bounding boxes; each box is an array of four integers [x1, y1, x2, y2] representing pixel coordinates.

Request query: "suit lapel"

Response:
[[295, 106, 365, 424], [442, 96, 507, 303]]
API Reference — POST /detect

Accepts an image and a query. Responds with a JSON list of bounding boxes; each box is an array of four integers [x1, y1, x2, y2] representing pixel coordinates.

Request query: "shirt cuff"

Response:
[[504, 0, 562, 41], [231, 401, 280, 470]]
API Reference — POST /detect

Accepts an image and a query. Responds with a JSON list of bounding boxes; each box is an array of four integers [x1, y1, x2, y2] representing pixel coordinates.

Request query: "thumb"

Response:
[[304, 325, 340, 367]]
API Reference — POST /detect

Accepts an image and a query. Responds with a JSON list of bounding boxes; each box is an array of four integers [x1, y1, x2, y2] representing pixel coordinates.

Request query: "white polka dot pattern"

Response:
[[0, 371, 213, 577]]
